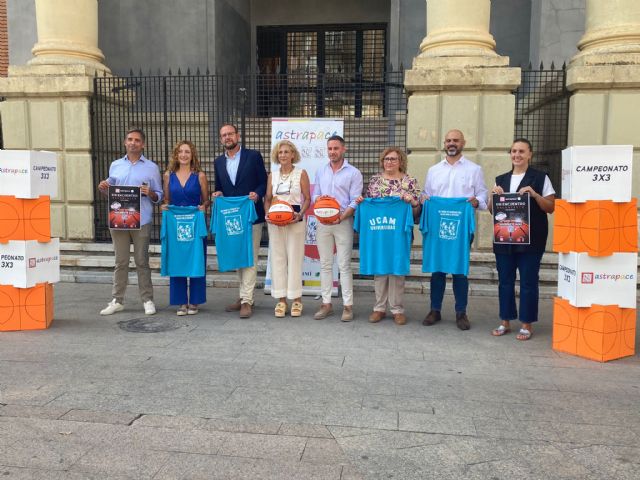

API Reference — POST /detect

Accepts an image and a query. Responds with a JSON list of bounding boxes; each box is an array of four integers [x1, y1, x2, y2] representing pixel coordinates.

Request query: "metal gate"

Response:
[[91, 71, 407, 242], [515, 63, 570, 195]]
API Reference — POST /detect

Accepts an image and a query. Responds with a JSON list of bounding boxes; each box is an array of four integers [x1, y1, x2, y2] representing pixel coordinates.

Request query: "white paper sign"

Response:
[[0, 150, 58, 199], [557, 252, 637, 309], [0, 238, 60, 288], [561, 145, 632, 203]]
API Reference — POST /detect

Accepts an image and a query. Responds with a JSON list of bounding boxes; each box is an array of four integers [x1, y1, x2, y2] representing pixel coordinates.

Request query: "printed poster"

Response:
[[492, 192, 530, 244], [108, 185, 141, 230], [265, 118, 343, 296]]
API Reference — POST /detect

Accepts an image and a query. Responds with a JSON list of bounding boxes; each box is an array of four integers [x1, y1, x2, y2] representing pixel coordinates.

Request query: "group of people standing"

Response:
[[97, 125, 555, 341]]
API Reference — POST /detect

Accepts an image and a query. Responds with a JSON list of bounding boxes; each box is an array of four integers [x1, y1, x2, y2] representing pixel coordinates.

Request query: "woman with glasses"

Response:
[[264, 140, 311, 318], [356, 147, 421, 325]]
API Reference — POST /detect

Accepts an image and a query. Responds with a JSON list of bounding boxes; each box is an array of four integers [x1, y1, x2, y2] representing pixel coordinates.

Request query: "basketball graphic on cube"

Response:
[[268, 200, 295, 226], [313, 196, 341, 224]]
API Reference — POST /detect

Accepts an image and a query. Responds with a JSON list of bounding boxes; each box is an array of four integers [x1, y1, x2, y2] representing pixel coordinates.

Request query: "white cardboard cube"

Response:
[[561, 145, 633, 203], [557, 252, 638, 309], [0, 238, 60, 288], [0, 150, 58, 199]]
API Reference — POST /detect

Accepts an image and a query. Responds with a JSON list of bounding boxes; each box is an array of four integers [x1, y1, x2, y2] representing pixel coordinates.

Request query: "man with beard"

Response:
[[420, 129, 488, 330], [212, 124, 268, 318]]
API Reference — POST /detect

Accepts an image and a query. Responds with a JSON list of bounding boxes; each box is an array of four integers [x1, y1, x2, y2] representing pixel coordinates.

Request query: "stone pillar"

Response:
[[405, 0, 521, 249], [0, 0, 110, 240], [567, 0, 640, 196]]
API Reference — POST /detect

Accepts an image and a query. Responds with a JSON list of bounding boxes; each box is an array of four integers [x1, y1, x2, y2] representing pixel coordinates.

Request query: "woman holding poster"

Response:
[[264, 140, 311, 318], [489, 138, 555, 340], [356, 147, 421, 325], [161, 141, 210, 316]]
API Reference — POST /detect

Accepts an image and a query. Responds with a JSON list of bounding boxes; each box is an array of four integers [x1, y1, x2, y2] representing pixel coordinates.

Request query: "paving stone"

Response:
[[133, 413, 207, 430], [69, 445, 171, 478], [278, 423, 333, 438], [399, 411, 477, 436], [0, 404, 70, 420], [59, 409, 140, 425], [204, 418, 282, 435], [324, 407, 398, 430], [301, 437, 351, 465], [217, 432, 307, 461]]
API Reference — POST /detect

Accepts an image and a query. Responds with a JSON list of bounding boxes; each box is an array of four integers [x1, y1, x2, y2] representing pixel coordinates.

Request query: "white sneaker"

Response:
[[143, 300, 156, 315], [100, 299, 124, 316]]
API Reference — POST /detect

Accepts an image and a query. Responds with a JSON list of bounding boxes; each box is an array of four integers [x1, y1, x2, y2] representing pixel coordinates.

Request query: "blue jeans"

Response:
[[430, 272, 468, 314], [495, 252, 543, 324]]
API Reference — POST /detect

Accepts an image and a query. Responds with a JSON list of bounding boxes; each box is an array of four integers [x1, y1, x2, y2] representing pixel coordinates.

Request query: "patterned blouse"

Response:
[[366, 173, 421, 201]]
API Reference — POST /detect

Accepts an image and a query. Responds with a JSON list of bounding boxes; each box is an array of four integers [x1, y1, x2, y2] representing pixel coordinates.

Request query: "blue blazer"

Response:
[[214, 148, 268, 223]]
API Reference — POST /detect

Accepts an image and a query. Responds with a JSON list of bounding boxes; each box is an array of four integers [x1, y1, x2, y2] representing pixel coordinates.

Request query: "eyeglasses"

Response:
[[275, 181, 291, 195], [383, 157, 400, 163]]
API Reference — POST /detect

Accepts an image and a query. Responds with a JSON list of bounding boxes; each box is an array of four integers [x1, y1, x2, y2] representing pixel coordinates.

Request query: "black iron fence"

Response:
[[91, 71, 407, 242], [515, 63, 570, 195]]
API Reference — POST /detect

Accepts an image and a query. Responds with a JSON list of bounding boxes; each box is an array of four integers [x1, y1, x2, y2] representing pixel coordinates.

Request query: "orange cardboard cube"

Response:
[[553, 199, 638, 256], [0, 283, 54, 331], [553, 297, 636, 362], [0, 195, 51, 243]]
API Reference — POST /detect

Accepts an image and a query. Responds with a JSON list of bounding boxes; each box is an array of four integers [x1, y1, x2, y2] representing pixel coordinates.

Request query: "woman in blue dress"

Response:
[[161, 141, 210, 315]]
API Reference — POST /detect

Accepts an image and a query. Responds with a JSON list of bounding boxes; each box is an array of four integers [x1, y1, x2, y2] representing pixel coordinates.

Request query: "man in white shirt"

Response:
[[421, 129, 488, 330]]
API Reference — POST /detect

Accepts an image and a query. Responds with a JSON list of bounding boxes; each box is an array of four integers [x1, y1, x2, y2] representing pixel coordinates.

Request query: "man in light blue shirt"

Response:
[[97, 128, 163, 316], [312, 135, 363, 321]]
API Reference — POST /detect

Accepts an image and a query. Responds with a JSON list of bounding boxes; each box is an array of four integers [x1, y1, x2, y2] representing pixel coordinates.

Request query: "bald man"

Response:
[[420, 129, 488, 330]]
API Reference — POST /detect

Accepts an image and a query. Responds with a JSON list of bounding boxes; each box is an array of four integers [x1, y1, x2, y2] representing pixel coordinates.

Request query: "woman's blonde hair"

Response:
[[271, 140, 301, 165], [378, 146, 408, 173], [167, 140, 202, 173]]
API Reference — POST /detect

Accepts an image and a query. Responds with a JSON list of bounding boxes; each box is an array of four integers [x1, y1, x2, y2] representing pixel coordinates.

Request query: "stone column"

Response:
[[0, 0, 110, 240], [567, 0, 640, 196], [405, 0, 521, 249]]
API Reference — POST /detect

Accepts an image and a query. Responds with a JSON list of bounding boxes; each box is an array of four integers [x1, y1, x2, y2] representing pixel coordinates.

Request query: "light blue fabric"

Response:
[[107, 154, 163, 225], [210, 196, 258, 272], [354, 197, 414, 275], [225, 148, 241, 185], [420, 197, 475, 275], [161, 206, 208, 277]]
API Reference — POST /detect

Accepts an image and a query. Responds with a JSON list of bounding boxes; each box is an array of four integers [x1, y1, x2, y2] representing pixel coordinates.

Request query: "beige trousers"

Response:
[[373, 275, 405, 314], [267, 219, 306, 299], [237, 223, 263, 305], [316, 218, 354, 306], [110, 223, 153, 304]]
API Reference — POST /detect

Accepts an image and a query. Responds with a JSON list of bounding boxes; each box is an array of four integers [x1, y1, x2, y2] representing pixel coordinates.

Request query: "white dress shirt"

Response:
[[422, 155, 488, 210]]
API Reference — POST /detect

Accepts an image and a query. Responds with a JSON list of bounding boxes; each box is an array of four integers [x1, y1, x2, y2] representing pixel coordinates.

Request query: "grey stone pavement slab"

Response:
[[0, 282, 638, 479]]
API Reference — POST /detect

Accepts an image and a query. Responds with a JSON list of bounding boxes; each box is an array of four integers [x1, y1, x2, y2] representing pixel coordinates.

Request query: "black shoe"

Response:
[[456, 312, 470, 330], [422, 310, 441, 326]]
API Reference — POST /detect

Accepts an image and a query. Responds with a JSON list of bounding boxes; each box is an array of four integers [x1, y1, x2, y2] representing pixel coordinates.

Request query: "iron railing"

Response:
[[91, 71, 407, 242], [515, 63, 570, 195]]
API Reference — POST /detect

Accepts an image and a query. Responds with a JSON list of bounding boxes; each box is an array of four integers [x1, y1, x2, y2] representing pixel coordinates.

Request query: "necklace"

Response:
[[280, 167, 294, 181]]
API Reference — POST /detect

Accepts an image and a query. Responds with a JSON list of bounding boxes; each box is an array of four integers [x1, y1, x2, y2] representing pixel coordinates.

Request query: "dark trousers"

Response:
[[430, 272, 468, 314], [495, 251, 543, 324]]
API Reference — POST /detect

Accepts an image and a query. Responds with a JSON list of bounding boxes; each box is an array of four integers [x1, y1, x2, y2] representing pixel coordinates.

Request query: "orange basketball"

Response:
[[313, 196, 341, 224], [268, 200, 295, 226], [494, 221, 529, 243]]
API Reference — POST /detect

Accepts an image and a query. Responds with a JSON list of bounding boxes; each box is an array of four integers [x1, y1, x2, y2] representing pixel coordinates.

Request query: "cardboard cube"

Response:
[[557, 252, 637, 308], [553, 199, 638, 256], [0, 195, 51, 243], [552, 297, 636, 362], [0, 238, 60, 288], [0, 283, 54, 331], [0, 150, 58, 199], [561, 145, 633, 203]]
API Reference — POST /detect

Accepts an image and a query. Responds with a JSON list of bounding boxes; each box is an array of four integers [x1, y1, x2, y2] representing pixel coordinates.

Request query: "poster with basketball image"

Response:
[[108, 186, 141, 230], [493, 192, 530, 244]]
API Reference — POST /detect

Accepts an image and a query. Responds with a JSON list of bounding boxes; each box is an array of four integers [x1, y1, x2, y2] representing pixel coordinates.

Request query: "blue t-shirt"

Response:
[[210, 196, 258, 272], [161, 206, 208, 277], [419, 197, 475, 275], [354, 197, 414, 275]]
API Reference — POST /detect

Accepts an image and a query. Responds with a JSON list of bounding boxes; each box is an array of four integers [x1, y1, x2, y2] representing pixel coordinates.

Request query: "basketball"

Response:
[[494, 221, 529, 243], [268, 200, 295, 226], [313, 196, 341, 224]]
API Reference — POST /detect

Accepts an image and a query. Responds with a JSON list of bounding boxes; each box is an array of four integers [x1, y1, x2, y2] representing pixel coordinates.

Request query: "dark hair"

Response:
[[327, 134, 345, 145], [126, 127, 146, 142], [220, 123, 238, 134], [512, 137, 533, 152]]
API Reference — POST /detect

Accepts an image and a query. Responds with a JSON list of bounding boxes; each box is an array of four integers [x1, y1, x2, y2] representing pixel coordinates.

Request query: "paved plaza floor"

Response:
[[1, 282, 639, 479]]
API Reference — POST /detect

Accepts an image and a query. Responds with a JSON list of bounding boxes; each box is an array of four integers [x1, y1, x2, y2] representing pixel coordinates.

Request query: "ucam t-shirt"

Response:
[[420, 196, 475, 275], [161, 206, 208, 277], [210, 196, 258, 272], [354, 197, 414, 275]]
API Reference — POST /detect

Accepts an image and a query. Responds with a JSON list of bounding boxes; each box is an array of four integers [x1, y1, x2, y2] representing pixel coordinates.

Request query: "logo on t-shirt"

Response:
[[439, 217, 460, 240], [225, 215, 244, 236], [177, 222, 195, 242]]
